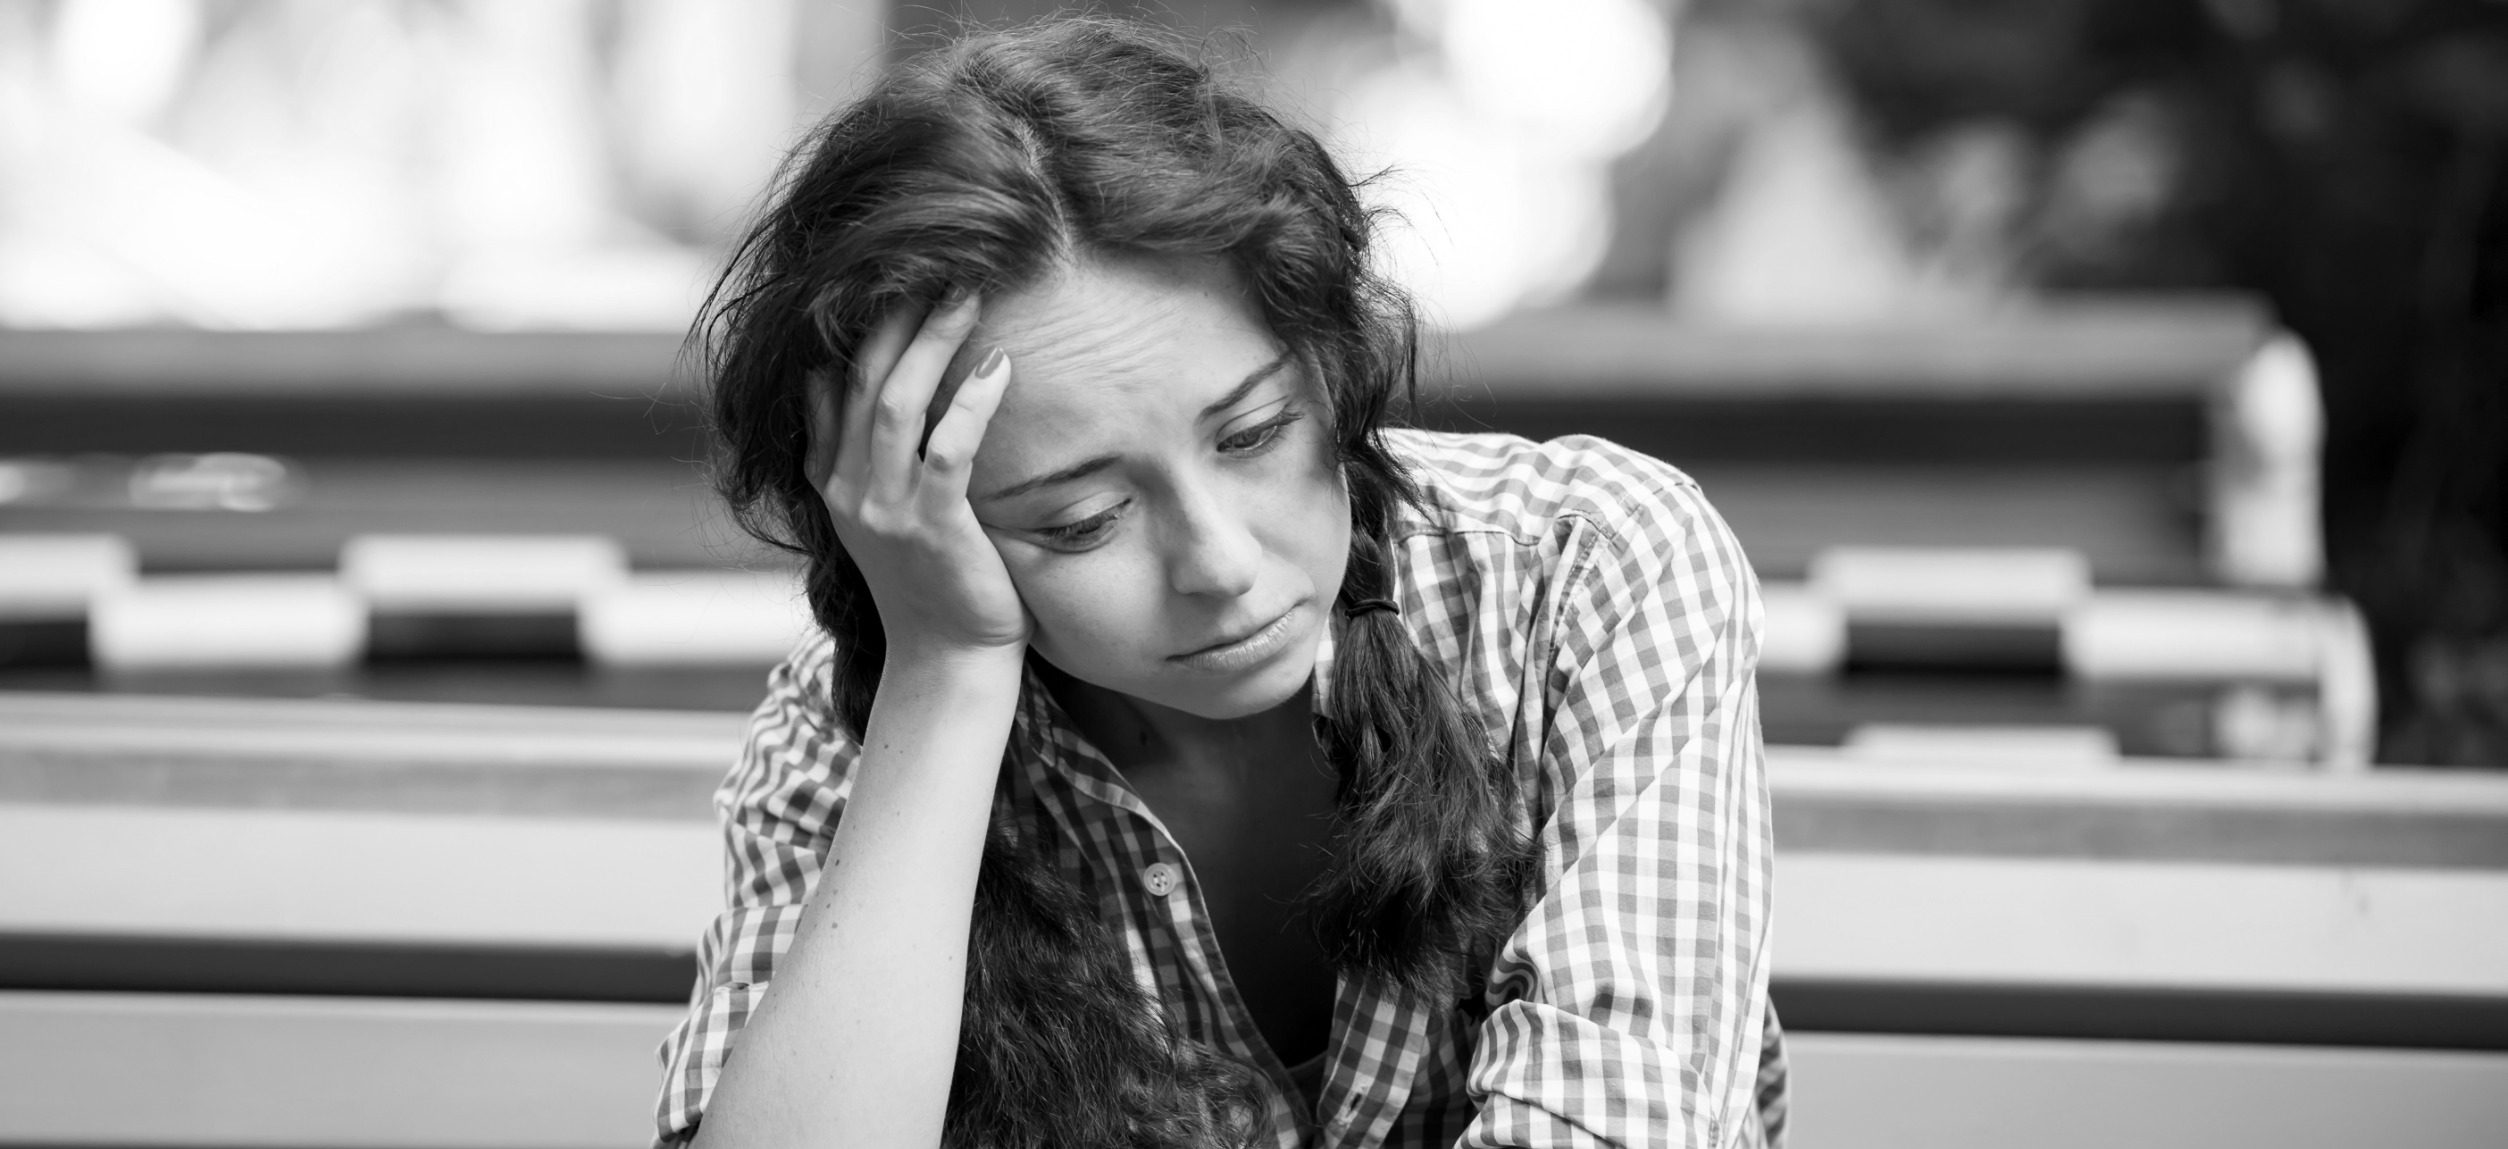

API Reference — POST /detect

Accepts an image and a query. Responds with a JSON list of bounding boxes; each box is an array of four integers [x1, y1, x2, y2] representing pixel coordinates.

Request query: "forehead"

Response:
[[964, 255, 1285, 481]]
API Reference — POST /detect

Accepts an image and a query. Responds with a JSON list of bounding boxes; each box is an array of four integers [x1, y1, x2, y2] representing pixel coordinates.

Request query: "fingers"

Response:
[[834, 306, 922, 489], [917, 347, 1012, 503], [865, 291, 982, 497]]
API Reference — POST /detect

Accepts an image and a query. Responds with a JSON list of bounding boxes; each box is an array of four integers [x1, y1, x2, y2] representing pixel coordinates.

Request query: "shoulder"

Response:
[[1381, 427, 1758, 671], [770, 627, 843, 711], [744, 626, 843, 745], [1381, 427, 1729, 560], [718, 627, 855, 839]]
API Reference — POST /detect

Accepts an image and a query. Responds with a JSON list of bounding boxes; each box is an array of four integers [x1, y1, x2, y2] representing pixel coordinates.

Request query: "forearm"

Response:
[[691, 645, 1026, 1149]]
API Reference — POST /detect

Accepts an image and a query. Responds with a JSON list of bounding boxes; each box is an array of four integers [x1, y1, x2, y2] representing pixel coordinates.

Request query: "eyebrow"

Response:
[[975, 352, 1296, 503]]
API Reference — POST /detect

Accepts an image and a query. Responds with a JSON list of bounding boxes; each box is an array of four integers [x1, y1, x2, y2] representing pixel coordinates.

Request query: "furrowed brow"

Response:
[[977, 454, 1120, 503], [979, 353, 1296, 503], [1197, 352, 1294, 422]]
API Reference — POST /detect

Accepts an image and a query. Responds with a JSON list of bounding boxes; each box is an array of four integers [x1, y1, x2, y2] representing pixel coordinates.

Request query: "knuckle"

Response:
[[873, 397, 919, 427]]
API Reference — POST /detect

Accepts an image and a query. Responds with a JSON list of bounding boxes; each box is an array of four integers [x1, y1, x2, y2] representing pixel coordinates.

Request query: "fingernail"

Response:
[[976, 347, 1008, 378]]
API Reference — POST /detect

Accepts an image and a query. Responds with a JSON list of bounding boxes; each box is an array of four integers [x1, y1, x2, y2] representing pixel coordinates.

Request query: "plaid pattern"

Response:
[[655, 429, 1787, 1148]]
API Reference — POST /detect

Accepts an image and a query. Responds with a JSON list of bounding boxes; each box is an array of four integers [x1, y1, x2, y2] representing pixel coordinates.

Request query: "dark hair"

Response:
[[699, 16, 1540, 1146]]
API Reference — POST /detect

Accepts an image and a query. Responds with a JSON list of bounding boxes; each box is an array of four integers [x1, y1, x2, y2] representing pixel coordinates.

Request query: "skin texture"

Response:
[[959, 253, 1354, 747]]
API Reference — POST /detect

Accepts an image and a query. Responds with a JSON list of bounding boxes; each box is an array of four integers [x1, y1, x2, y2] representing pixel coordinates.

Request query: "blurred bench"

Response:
[[2, 300, 2369, 771], [4, 692, 2505, 1147], [1771, 750, 2508, 1147], [0, 693, 720, 1148], [0, 297, 2312, 586], [0, 533, 2376, 765], [1426, 296, 2319, 588]]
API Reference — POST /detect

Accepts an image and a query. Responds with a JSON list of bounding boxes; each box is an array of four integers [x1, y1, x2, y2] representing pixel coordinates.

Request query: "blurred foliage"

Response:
[[1786, 0, 2508, 764]]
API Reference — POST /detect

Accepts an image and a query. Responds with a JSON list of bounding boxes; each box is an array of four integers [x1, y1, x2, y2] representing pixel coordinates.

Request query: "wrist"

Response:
[[881, 639, 1028, 691], [854, 641, 1025, 794]]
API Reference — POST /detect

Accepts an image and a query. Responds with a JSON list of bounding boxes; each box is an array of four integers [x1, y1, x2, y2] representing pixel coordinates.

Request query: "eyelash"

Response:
[[1032, 408, 1307, 550], [1036, 508, 1121, 548], [1221, 407, 1304, 456]]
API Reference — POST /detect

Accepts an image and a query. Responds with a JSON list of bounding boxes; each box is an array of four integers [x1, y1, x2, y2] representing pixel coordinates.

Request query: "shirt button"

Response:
[[1140, 862, 1180, 897]]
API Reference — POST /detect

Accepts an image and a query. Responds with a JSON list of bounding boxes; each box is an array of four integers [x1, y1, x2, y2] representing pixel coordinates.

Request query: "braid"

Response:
[[1307, 470, 1544, 995]]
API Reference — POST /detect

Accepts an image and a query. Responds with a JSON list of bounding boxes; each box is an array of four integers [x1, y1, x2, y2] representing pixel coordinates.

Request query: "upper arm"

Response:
[[653, 636, 857, 1146], [1463, 471, 1775, 1149]]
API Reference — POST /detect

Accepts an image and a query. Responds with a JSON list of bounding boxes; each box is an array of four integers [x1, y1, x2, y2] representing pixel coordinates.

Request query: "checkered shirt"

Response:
[[655, 429, 1789, 1148]]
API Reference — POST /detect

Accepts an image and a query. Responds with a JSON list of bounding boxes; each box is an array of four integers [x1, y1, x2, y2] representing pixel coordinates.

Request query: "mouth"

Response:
[[1169, 605, 1300, 671]]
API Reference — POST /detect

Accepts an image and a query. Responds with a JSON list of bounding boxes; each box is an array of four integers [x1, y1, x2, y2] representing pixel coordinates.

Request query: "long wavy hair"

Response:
[[700, 17, 1542, 1147]]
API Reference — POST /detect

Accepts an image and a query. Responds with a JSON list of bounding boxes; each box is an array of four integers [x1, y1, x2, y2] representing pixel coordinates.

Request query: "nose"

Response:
[[1163, 482, 1262, 599]]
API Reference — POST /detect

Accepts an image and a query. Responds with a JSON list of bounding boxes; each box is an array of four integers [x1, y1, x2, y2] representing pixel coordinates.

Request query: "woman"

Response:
[[657, 16, 1787, 1149]]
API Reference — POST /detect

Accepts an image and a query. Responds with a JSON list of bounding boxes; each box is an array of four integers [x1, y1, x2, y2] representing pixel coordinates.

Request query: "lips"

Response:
[[1176, 608, 1294, 660]]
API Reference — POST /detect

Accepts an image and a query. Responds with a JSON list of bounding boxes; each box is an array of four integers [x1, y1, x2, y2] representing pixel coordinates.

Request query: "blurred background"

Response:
[[2, 1, 2505, 1146], [3, 0, 2502, 764]]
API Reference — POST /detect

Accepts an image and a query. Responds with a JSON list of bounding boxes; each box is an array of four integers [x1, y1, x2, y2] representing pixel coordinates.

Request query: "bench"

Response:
[[4, 691, 2503, 1147]]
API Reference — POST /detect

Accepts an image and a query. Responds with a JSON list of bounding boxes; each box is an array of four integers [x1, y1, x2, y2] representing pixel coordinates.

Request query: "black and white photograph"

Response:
[[0, 1, 2503, 1146]]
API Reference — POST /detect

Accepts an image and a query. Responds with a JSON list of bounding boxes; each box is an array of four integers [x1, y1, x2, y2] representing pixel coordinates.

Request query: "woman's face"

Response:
[[956, 254, 1351, 722]]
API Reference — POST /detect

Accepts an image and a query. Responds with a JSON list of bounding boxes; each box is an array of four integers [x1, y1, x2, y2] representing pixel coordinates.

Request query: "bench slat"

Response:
[[0, 991, 678, 1147]]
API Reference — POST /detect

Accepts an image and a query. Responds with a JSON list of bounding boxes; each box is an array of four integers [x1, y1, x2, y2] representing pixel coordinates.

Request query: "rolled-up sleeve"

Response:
[[1463, 474, 1778, 1149], [653, 634, 853, 1147]]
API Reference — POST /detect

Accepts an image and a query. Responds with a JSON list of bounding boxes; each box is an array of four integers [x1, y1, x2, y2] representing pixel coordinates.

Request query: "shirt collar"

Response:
[[1009, 656, 1145, 820]]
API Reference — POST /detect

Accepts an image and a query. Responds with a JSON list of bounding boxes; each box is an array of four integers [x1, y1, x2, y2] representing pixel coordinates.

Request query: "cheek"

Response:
[[999, 546, 1162, 670], [1283, 442, 1353, 592]]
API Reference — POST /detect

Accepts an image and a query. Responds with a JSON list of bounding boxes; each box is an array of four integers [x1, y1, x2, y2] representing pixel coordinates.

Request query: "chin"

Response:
[[1171, 672, 1306, 720], [1151, 629, 1321, 720]]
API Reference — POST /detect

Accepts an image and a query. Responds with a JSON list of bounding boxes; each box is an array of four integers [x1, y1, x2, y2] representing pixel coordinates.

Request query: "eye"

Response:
[[1220, 408, 1305, 456], [1034, 503, 1125, 550]]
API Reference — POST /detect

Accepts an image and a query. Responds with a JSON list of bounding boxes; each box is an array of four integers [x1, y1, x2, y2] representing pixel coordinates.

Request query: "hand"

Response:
[[806, 292, 1028, 658]]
